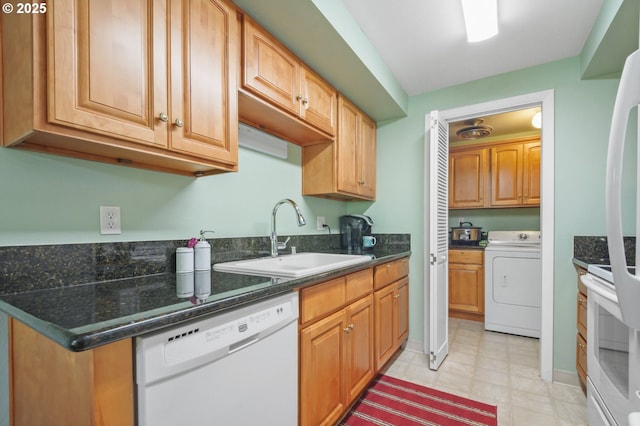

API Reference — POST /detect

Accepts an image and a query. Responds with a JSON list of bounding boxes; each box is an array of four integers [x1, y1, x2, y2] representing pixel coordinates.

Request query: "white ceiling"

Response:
[[342, 0, 605, 96]]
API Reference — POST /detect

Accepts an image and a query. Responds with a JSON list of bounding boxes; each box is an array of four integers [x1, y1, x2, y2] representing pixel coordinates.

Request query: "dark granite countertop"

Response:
[[0, 246, 410, 352], [572, 235, 636, 270], [448, 245, 485, 251]]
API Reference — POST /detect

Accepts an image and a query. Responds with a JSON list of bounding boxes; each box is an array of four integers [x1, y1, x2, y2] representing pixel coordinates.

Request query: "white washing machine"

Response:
[[484, 230, 541, 338]]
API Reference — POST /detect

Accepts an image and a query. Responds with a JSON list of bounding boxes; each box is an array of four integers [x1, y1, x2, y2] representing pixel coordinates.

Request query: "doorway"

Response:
[[425, 90, 555, 382]]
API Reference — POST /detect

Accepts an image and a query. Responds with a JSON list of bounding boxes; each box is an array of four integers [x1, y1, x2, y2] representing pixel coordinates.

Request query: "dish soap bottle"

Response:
[[194, 230, 213, 271]]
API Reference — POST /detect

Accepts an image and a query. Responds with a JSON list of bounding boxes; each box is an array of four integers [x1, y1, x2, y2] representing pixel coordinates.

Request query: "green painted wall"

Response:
[[360, 55, 637, 374], [0, 144, 348, 246]]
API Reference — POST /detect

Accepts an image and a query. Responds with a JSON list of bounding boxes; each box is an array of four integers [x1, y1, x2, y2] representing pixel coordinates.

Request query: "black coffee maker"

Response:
[[340, 214, 374, 252]]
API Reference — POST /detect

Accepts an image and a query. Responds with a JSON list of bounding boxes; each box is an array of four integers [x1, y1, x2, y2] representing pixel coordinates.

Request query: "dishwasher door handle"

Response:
[[228, 333, 260, 354]]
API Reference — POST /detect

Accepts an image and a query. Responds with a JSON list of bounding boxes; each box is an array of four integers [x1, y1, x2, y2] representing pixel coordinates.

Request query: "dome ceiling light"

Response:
[[456, 119, 494, 140]]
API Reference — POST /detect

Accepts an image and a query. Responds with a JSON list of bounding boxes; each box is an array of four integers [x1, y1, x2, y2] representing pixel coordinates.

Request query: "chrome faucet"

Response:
[[271, 199, 306, 257]]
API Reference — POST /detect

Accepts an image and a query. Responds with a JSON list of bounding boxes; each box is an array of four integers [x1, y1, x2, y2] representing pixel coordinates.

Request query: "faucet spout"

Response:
[[271, 199, 306, 257]]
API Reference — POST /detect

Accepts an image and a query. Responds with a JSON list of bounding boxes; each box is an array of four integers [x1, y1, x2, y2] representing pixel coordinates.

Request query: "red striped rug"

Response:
[[340, 374, 498, 426]]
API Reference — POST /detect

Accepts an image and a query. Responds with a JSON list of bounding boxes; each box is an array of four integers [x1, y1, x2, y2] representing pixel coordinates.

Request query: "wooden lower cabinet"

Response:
[[576, 266, 588, 392], [299, 291, 374, 425], [299, 258, 409, 426], [373, 277, 409, 370], [9, 318, 134, 426], [448, 249, 484, 321], [300, 309, 348, 426]]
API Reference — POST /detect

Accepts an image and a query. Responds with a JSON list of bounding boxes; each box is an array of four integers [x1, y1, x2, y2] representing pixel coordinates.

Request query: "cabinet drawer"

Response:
[[300, 277, 346, 325], [577, 267, 587, 294], [346, 269, 373, 304], [374, 258, 409, 290], [448, 249, 483, 265], [577, 332, 587, 383], [577, 291, 587, 337]]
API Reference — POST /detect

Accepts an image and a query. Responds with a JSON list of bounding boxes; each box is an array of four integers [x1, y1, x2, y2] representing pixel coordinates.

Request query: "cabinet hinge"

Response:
[[429, 351, 437, 362], [429, 254, 437, 265]]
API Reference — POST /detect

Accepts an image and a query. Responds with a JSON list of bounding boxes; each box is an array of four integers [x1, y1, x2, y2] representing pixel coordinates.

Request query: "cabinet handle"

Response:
[[578, 298, 586, 304], [296, 95, 302, 101], [174, 119, 184, 128], [302, 97, 309, 105], [358, 180, 365, 185], [394, 294, 400, 299], [524, 194, 529, 199], [159, 112, 168, 122], [344, 325, 353, 334], [578, 342, 586, 349], [518, 194, 522, 198]]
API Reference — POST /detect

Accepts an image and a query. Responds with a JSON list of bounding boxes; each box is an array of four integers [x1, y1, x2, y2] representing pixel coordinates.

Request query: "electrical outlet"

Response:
[[316, 216, 326, 231], [100, 206, 121, 235]]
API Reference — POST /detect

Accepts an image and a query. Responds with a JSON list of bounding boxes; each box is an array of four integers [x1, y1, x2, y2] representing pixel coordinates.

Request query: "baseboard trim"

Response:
[[553, 369, 581, 387]]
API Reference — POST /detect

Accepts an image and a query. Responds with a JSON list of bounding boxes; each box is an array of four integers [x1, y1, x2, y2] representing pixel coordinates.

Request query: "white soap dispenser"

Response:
[[194, 230, 213, 271]]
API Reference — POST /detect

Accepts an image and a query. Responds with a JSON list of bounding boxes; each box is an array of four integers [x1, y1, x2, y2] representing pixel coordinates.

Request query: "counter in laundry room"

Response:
[[0, 233, 411, 351]]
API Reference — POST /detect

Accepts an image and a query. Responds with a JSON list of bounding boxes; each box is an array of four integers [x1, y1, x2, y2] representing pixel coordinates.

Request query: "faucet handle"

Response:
[[277, 236, 291, 250]]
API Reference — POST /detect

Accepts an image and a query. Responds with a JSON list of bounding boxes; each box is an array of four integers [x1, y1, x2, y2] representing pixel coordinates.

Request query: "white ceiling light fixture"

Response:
[[461, 0, 498, 43], [531, 111, 542, 129]]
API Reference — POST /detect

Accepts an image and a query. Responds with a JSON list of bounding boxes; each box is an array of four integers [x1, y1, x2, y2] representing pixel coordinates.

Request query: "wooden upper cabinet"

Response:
[[490, 140, 540, 207], [302, 95, 376, 201], [1, 0, 239, 176], [240, 15, 336, 140], [449, 138, 540, 209], [449, 148, 489, 209], [491, 144, 523, 206], [49, 0, 164, 147], [523, 142, 541, 205], [242, 16, 301, 115], [168, 0, 239, 164], [300, 66, 337, 136]]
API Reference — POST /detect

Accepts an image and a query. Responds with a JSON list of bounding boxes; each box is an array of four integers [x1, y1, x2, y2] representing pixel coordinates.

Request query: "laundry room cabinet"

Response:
[[448, 249, 484, 322], [490, 141, 541, 207], [449, 138, 540, 209], [449, 148, 489, 209]]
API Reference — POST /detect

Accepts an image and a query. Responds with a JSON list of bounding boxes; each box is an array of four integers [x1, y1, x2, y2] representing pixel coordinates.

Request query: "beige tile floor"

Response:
[[382, 318, 588, 425]]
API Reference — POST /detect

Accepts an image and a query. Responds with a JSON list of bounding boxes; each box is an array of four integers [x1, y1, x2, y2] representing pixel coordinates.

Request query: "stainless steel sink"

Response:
[[213, 252, 372, 278]]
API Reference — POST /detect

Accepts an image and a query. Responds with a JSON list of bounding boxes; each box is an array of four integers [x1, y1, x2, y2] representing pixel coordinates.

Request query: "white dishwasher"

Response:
[[135, 292, 299, 426]]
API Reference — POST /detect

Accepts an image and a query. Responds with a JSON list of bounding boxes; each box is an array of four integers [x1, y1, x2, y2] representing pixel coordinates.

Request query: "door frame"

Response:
[[425, 89, 554, 382]]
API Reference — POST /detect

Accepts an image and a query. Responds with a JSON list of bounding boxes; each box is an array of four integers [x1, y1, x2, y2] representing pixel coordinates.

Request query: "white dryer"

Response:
[[484, 230, 541, 338]]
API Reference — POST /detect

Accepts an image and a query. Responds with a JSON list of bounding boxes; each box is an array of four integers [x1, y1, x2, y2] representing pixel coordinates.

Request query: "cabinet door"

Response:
[[242, 16, 300, 116], [169, 0, 238, 164], [449, 148, 488, 208], [491, 144, 523, 206], [49, 0, 166, 147], [395, 278, 409, 346], [522, 142, 541, 206], [374, 284, 396, 370], [301, 66, 336, 136], [11, 319, 134, 426], [345, 295, 374, 403], [336, 96, 361, 196], [358, 113, 377, 199], [300, 310, 346, 426], [448, 263, 483, 313]]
